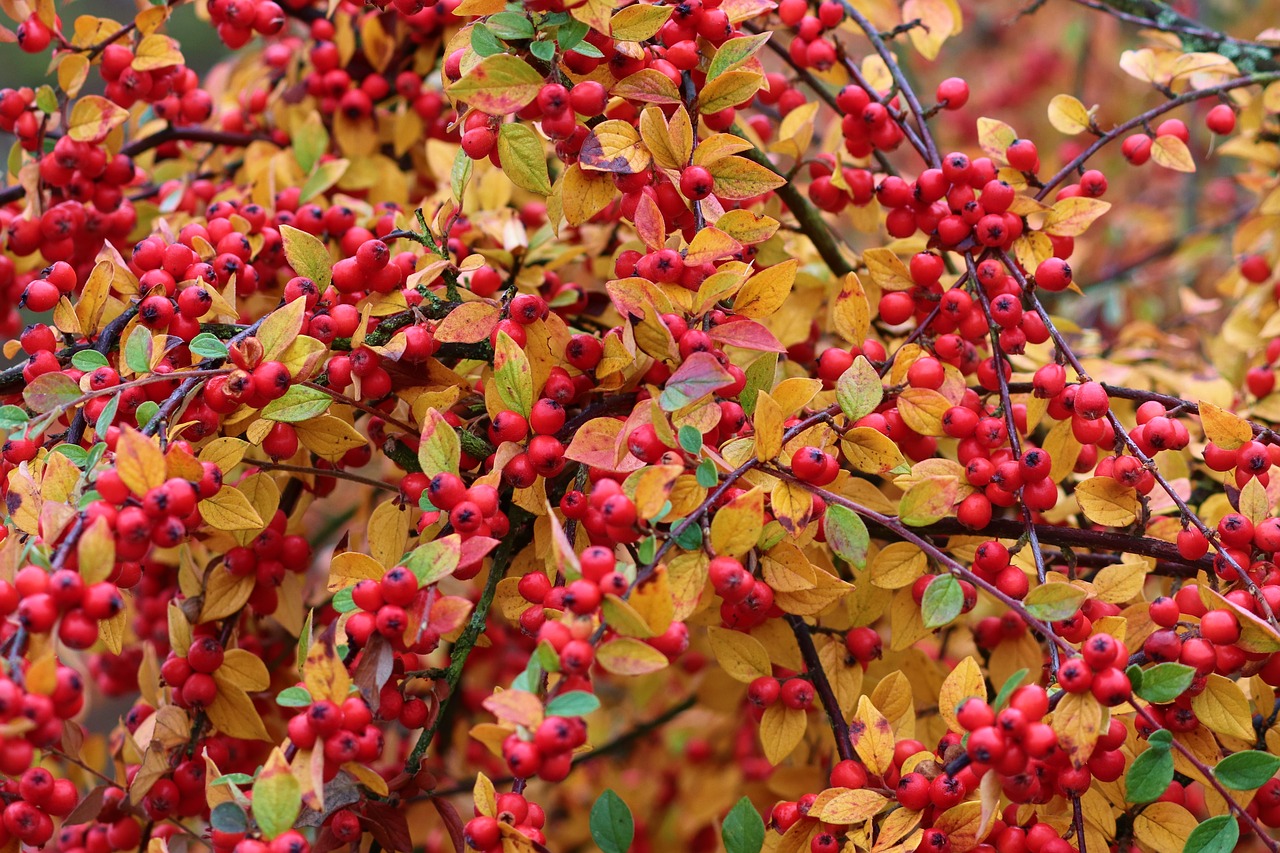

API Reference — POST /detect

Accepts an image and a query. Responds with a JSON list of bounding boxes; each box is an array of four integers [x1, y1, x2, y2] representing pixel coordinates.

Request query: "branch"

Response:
[[787, 615, 853, 761]]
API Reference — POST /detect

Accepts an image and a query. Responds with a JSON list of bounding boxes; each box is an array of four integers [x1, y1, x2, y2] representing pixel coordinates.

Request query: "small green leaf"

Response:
[[1125, 742, 1174, 803], [471, 23, 505, 56], [124, 325, 152, 375], [1135, 662, 1195, 704], [557, 18, 588, 50], [210, 803, 247, 834], [721, 796, 765, 853], [1213, 750, 1280, 790], [531, 38, 556, 61], [992, 668, 1027, 710], [697, 458, 718, 487], [921, 574, 963, 628], [0, 405, 29, 431], [740, 352, 777, 417], [637, 536, 656, 564], [678, 425, 703, 454], [34, 85, 57, 115], [1183, 814, 1239, 853], [71, 350, 109, 372], [332, 587, 357, 613], [545, 690, 601, 717], [135, 400, 159, 429], [50, 444, 88, 467], [1023, 581, 1088, 621], [94, 393, 120, 438], [487, 10, 534, 38], [276, 686, 313, 707], [190, 332, 230, 359], [674, 523, 702, 551], [824, 503, 869, 569], [211, 773, 255, 787], [590, 790, 635, 853], [262, 385, 331, 423]]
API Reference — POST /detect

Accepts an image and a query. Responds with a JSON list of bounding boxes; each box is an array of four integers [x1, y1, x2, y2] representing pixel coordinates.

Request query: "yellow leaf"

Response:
[[68, 95, 129, 143], [595, 637, 669, 675], [99, 609, 126, 654], [851, 695, 895, 775], [131, 33, 183, 70], [560, 164, 616, 227], [610, 3, 672, 40], [760, 704, 808, 765], [1051, 691, 1105, 767], [808, 787, 888, 824], [601, 594, 655, 638], [257, 296, 308, 362], [580, 119, 651, 174], [1199, 400, 1252, 450], [342, 761, 389, 797], [367, 499, 410, 569], [252, 749, 300, 840], [832, 272, 870, 344], [295, 415, 367, 461], [1074, 476, 1139, 527], [736, 259, 797, 319], [698, 71, 764, 115], [842, 427, 907, 475], [304, 636, 351, 704], [939, 657, 985, 734], [78, 516, 116, 584], [706, 154, 786, 200], [1091, 562, 1146, 604], [932, 801, 988, 852], [1043, 197, 1111, 237], [201, 568, 255, 621], [1047, 94, 1091, 135], [870, 542, 927, 589], [754, 392, 783, 462], [710, 486, 764, 558], [707, 626, 772, 683], [1190, 673, 1254, 740], [896, 388, 951, 436], [1133, 802, 1197, 851], [1151, 135, 1196, 172], [218, 649, 270, 692], [482, 689, 544, 730], [206, 686, 271, 741], [116, 426, 166, 495], [903, 0, 954, 60], [199, 487, 266, 532], [976, 117, 1017, 162]]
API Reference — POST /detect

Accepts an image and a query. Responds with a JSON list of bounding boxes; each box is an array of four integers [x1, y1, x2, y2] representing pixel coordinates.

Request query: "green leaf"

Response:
[[530, 39, 556, 62], [300, 159, 350, 204], [262, 385, 331, 423], [211, 773, 255, 786], [921, 574, 963, 629], [35, 85, 57, 115], [451, 149, 473, 202], [191, 332, 230, 360], [71, 350, 109, 371], [740, 352, 777, 417], [1183, 814, 1239, 853], [1125, 742, 1174, 803], [332, 587, 357, 613], [124, 325, 152, 375], [674, 523, 702, 551], [721, 796, 765, 853], [637, 536, 656, 565], [497, 123, 552, 196], [471, 23, 505, 56], [210, 802, 247, 834], [487, 11, 534, 38], [135, 400, 159, 429], [292, 113, 329, 175], [276, 686, 313, 707], [824, 503, 869, 569], [94, 393, 120, 439], [1135, 662, 1195, 704], [590, 790, 635, 853], [557, 18, 588, 50], [696, 458, 718, 488], [1214, 750, 1280, 790], [678, 425, 703, 454], [992, 668, 1027, 710], [545, 690, 601, 717], [51, 444, 88, 467], [0, 405, 29, 431], [534, 640, 561, 673], [1149, 728, 1173, 748], [835, 356, 883, 421], [1023, 582, 1088, 621]]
